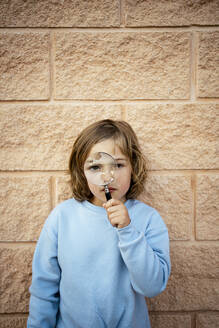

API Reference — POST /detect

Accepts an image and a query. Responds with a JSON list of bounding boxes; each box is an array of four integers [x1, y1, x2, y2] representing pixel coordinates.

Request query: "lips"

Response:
[[108, 188, 116, 192], [102, 187, 116, 192]]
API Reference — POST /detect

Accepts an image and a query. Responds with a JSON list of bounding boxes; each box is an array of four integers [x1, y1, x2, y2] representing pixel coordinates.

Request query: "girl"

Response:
[[27, 119, 171, 328]]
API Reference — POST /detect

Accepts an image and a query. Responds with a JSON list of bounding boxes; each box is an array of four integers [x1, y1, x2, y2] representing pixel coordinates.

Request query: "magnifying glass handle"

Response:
[[104, 185, 112, 201], [104, 185, 118, 228]]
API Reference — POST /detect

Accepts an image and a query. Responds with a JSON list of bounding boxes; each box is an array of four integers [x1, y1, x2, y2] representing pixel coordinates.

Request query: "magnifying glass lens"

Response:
[[84, 152, 116, 200]]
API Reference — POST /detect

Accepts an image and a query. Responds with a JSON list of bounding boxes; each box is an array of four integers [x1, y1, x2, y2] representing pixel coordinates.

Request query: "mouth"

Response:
[[102, 187, 117, 192]]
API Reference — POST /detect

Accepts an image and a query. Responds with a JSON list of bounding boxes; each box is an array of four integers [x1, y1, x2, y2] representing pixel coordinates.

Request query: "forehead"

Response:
[[87, 138, 127, 159]]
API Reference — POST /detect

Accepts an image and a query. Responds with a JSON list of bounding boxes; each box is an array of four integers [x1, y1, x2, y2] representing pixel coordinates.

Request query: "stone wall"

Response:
[[0, 1, 218, 327]]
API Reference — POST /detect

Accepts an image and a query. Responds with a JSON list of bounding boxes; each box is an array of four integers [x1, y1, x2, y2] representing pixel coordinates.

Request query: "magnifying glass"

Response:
[[84, 152, 117, 201]]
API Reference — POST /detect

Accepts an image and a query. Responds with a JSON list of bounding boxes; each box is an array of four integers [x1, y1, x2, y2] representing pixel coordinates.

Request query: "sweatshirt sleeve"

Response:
[[27, 211, 61, 328], [117, 210, 171, 298]]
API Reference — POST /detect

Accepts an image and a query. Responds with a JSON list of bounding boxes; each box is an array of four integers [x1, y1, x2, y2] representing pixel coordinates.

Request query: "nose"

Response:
[[101, 171, 114, 184]]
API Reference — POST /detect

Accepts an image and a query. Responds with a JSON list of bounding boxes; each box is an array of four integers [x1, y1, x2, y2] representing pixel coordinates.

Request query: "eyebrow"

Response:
[[114, 158, 127, 161], [85, 157, 127, 163]]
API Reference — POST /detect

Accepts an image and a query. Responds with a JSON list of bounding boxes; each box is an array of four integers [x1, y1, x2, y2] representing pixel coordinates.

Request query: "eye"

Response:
[[116, 163, 124, 168], [88, 165, 101, 171]]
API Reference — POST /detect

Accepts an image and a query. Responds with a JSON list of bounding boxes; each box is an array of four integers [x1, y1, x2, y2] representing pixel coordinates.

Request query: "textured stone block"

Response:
[[0, 316, 27, 328], [56, 175, 73, 205], [124, 0, 219, 26], [198, 32, 219, 98], [0, 104, 122, 170], [150, 314, 191, 328], [0, 245, 34, 313], [0, 0, 119, 27], [196, 313, 219, 328], [0, 32, 49, 100], [55, 32, 190, 100], [148, 244, 219, 311], [171, 244, 219, 279], [196, 174, 219, 240], [126, 104, 218, 170], [0, 176, 51, 241], [148, 276, 219, 311], [139, 174, 193, 240]]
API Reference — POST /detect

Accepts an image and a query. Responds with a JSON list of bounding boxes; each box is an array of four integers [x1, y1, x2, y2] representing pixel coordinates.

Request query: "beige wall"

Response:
[[0, 1, 218, 327]]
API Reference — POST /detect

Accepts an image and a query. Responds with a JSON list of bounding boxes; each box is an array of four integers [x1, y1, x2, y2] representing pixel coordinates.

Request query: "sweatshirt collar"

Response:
[[82, 199, 133, 213]]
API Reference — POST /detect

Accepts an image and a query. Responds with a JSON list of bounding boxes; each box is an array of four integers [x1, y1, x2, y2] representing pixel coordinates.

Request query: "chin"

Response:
[[91, 195, 105, 206]]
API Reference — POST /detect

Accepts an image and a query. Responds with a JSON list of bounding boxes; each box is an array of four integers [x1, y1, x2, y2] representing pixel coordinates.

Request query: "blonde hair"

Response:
[[69, 119, 147, 201]]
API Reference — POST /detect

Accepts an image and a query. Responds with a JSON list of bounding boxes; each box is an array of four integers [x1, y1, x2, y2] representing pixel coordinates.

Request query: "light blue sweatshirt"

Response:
[[27, 198, 170, 328]]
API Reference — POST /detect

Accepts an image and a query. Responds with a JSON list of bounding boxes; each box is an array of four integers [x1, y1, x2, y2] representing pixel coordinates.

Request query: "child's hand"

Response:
[[103, 199, 131, 229]]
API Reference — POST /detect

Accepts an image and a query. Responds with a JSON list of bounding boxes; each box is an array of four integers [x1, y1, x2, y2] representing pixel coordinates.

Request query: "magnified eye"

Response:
[[89, 165, 101, 171]]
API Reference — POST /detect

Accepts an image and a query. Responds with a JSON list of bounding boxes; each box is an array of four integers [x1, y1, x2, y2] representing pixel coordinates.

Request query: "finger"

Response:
[[104, 198, 122, 209], [108, 212, 120, 220], [107, 205, 122, 213], [105, 199, 118, 207], [109, 218, 120, 227]]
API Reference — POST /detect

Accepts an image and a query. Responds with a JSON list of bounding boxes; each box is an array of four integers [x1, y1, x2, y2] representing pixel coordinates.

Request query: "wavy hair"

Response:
[[69, 119, 147, 201]]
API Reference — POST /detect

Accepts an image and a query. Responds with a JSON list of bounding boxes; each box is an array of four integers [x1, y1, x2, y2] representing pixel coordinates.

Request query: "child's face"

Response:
[[84, 138, 132, 206]]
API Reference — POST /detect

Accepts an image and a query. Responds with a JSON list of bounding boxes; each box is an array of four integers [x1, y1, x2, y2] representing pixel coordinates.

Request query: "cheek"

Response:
[[87, 182, 100, 195], [119, 171, 132, 192]]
